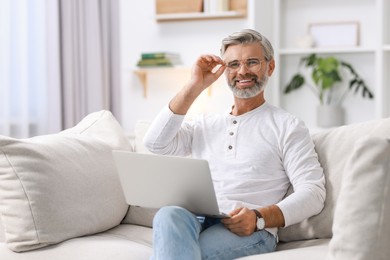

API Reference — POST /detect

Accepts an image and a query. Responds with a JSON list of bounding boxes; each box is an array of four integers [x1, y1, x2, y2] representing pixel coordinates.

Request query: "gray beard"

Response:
[[228, 74, 268, 99]]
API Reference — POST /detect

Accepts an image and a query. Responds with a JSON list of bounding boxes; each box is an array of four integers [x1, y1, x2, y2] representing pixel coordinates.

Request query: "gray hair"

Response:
[[220, 29, 274, 61]]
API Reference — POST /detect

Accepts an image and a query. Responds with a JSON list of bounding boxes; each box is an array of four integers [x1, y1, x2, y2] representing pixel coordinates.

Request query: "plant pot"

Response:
[[316, 105, 345, 128]]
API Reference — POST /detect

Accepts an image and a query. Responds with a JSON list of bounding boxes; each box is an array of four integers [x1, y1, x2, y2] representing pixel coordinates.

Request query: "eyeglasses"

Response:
[[225, 58, 265, 74]]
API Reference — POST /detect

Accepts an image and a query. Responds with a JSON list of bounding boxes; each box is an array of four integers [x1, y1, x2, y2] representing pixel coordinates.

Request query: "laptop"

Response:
[[112, 150, 229, 218]]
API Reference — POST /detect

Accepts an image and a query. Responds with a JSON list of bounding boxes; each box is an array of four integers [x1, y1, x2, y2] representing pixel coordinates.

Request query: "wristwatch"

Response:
[[252, 209, 265, 231]]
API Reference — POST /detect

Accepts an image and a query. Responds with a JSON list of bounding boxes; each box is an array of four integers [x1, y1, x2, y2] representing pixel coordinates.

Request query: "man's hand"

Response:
[[169, 54, 225, 115], [189, 54, 226, 93], [221, 205, 285, 237], [221, 207, 257, 237]]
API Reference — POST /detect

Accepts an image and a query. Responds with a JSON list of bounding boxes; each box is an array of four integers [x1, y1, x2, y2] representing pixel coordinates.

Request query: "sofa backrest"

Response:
[[133, 120, 153, 154], [129, 118, 390, 241], [278, 117, 390, 242]]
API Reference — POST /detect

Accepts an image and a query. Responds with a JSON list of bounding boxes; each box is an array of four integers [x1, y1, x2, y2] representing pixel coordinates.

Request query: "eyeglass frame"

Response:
[[224, 58, 266, 74]]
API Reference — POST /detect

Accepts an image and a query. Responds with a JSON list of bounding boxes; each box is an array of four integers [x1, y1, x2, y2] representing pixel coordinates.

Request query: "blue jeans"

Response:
[[151, 206, 277, 260]]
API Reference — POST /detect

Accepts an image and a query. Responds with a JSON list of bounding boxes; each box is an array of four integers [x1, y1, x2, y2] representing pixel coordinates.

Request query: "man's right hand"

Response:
[[189, 54, 226, 93], [168, 54, 226, 115]]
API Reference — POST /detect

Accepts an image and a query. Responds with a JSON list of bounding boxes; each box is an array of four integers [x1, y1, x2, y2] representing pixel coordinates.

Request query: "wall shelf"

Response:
[[134, 70, 148, 98], [156, 11, 246, 22], [135, 67, 189, 98], [134, 67, 190, 98], [134, 67, 214, 98], [264, 0, 390, 127], [155, 0, 247, 22], [279, 47, 376, 55]]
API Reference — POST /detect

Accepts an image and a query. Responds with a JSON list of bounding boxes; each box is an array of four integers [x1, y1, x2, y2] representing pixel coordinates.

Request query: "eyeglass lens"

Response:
[[226, 59, 263, 73]]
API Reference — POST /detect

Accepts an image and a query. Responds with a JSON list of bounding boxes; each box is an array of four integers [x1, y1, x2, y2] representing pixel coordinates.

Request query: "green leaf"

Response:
[[349, 79, 358, 89], [318, 57, 339, 73], [284, 74, 305, 94], [300, 54, 317, 67], [349, 78, 375, 99], [284, 53, 374, 103], [321, 76, 335, 89]]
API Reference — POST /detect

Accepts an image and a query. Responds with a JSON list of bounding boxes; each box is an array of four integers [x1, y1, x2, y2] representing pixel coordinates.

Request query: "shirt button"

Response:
[[229, 132, 234, 136], [228, 145, 233, 150], [232, 120, 237, 124]]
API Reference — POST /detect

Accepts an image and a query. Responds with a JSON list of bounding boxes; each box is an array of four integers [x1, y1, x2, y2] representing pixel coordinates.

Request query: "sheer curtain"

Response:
[[0, 0, 121, 138], [59, 0, 122, 129], [0, 0, 61, 138]]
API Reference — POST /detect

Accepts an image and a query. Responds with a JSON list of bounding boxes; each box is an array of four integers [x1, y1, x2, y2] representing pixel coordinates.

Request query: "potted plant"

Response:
[[284, 54, 374, 127]]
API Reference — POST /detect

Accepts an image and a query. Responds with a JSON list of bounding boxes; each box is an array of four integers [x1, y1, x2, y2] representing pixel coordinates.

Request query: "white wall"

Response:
[[276, 0, 377, 127], [119, 0, 379, 133], [119, 0, 254, 133]]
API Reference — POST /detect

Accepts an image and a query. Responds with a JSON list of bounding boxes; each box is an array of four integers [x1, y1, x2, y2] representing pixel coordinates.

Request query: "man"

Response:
[[143, 29, 326, 259]]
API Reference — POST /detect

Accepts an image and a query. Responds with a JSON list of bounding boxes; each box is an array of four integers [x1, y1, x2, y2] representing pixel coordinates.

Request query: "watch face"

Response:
[[256, 217, 265, 230]]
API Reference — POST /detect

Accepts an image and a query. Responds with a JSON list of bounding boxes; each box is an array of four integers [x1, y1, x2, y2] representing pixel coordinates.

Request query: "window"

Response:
[[0, 0, 61, 138]]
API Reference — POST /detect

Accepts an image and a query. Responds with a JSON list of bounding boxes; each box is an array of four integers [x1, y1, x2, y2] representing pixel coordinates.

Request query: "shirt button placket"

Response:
[[226, 119, 238, 158]]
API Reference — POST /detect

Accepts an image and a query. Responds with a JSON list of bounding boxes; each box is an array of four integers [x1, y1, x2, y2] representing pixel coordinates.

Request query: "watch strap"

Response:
[[252, 209, 262, 219], [252, 209, 264, 231]]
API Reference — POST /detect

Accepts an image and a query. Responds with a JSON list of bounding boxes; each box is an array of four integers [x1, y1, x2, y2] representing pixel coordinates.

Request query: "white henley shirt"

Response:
[[143, 102, 326, 236]]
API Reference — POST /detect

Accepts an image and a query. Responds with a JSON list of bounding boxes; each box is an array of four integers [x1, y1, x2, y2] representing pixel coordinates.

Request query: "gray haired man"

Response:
[[144, 29, 326, 259]]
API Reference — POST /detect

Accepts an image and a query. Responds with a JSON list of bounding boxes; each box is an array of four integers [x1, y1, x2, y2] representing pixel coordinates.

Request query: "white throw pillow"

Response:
[[327, 137, 390, 260], [0, 110, 132, 252], [278, 118, 390, 241]]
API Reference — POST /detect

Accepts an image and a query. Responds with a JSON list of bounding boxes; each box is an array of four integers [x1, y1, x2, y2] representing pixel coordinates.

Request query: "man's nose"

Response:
[[237, 62, 250, 74]]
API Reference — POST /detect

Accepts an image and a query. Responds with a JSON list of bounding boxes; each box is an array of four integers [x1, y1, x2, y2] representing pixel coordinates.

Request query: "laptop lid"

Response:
[[112, 151, 228, 218]]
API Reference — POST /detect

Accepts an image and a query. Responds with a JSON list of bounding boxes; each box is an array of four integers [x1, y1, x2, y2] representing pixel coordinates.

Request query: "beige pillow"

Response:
[[327, 137, 390, 260], [0, 110, 132, 252], [278, 118, 390, 241]]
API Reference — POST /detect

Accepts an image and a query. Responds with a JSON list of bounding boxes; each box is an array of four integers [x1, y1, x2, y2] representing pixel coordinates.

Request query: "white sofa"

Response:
[[0, 110, 389, 260]]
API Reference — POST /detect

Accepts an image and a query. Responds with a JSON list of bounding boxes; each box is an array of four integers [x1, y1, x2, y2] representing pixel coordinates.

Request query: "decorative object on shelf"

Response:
[[155, 0, 247, 22], [296, 35, 314, 49], [284, 53, 374, 127], [309, 21, 360, 48], [155, 0, 203, 14], [203, 0, 229, 13], [136, 52, 182, 67]]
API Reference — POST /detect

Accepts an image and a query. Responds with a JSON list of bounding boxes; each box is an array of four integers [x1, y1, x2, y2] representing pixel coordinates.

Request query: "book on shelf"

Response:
[[137, 58, 180, 67], [141, 52, 180, 59], [137, 52, 182, 67]]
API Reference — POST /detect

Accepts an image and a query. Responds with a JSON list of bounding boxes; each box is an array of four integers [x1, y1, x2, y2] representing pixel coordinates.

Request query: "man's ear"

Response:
[[267, 59, 275, 77]]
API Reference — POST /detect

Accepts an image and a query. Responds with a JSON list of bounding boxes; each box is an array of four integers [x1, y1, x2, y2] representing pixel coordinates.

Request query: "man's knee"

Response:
[[153, 206, 193, 227]]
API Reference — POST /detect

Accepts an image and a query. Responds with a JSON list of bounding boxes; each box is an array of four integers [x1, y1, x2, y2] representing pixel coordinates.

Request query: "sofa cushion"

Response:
[[0, 224, 152, 260], [122, 206, 158, 228], [327, 137, 390, 260], [238, 239, 329, 259], [278, 118, 390, 241], [0, 110, 132, 252]]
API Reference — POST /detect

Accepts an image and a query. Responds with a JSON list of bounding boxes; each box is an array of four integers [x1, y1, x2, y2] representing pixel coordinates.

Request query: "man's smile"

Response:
[[234, 78, 257, 88]]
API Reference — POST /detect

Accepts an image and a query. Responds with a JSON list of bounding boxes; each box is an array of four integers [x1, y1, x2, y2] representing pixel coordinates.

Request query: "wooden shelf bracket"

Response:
[[134, 70, 148, 98]]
